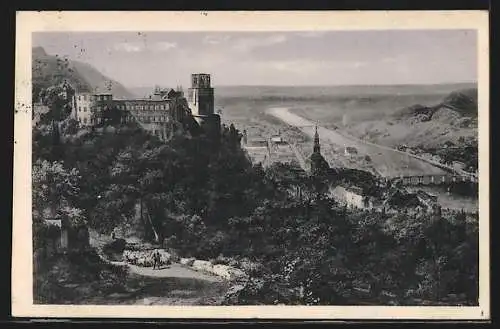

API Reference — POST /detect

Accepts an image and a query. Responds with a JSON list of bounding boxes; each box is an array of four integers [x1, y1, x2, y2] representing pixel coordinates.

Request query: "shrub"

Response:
[[103, 238, 126, 254]]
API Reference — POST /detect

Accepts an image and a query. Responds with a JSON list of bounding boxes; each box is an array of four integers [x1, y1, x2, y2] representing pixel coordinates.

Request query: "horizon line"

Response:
[[126, 81, 478, 89]]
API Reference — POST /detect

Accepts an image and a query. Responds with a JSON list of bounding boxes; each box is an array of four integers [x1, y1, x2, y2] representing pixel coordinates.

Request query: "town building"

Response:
[[345, 146, 358, 156], [416, 190, 439, 210], [329, 185, 373, 209], [270, 135, 286, 145]]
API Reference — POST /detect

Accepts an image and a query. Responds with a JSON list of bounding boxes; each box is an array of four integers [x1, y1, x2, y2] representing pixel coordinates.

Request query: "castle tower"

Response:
[[187, 73, 214, 117], [187, 73, 220, 137]]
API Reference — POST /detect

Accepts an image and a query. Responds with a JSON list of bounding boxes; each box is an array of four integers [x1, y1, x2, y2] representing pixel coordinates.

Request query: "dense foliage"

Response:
[[32, 97, 479, 306]]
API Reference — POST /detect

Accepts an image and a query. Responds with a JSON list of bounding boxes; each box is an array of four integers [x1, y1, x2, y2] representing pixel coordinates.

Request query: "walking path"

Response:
[[124, 261, 223, 282]]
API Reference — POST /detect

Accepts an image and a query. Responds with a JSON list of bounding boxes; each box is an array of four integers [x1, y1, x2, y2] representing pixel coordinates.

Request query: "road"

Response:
[[267, 107, 448, 178]]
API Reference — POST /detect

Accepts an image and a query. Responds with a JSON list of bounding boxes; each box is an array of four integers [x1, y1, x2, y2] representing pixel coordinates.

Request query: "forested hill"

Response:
[[32, 47, 134, 102], [33, 116, 479, 306]]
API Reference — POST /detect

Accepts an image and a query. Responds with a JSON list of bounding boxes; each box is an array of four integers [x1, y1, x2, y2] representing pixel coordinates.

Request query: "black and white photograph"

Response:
[[13, 11, 489, 320]]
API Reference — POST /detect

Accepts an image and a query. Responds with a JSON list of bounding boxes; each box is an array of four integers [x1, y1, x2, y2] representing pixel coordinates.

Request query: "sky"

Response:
[[33, 30, 477, 88]]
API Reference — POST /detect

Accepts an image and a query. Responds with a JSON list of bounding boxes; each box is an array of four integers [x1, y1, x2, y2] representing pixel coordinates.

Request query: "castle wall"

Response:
[[193, 114, 221, 138]]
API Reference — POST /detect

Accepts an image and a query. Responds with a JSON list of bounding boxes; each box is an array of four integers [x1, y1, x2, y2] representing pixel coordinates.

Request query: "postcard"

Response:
[[12, 10, 489, 320]]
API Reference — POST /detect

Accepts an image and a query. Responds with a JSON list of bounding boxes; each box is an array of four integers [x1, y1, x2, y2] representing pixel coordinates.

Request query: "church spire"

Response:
[[313, 125, 320, 154]]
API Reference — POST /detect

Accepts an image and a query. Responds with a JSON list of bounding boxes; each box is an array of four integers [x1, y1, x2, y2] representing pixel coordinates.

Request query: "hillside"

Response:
[[32, 47, 134, 102], [341, 88, 478, 149], [392, 88, 478, 122]]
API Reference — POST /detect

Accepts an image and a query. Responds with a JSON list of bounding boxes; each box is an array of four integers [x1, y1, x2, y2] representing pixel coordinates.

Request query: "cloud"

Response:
[[113, 42, 143, 52], [203, 35, 231, 45], [231, 34, 287, 52], [153, 41, 177, 51]]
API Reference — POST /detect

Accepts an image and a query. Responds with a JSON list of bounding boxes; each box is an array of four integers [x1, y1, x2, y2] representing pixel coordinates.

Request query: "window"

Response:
[[84, 107, 87, 112], [78, 106, 81, 112], [84, 118, 87, 124]]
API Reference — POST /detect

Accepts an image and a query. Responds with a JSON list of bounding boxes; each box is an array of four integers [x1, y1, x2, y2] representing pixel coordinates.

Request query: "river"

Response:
[[267, 107, 447, 178]]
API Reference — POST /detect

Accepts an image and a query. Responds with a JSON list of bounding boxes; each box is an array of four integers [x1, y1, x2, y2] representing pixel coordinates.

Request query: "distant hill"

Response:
[[392, 88, 478, 122], [441, 88, 478, 116], [32, 47, 134, 102]]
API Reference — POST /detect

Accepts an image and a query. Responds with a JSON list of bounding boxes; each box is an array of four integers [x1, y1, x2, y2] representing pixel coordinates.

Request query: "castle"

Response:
[[70, 73, 221, 140]]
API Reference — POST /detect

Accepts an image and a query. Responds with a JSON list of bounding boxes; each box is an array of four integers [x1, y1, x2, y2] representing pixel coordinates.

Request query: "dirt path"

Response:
[[74, 260, 229, 305], [268, 107, 447, 177], [84, 232, 230, 305], [124, 262, 223, 282]]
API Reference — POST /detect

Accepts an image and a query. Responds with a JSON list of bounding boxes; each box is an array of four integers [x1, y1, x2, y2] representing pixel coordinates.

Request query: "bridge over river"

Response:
[[391, 173, 478, 186]]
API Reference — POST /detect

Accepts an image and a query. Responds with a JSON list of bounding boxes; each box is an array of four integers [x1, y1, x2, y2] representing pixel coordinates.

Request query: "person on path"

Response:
[[153, 250, 161, 270]]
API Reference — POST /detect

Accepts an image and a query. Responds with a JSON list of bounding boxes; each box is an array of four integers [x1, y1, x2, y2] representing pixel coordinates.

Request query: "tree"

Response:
[[39, 84, 74, 123], [32, 159, 85, 248]]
